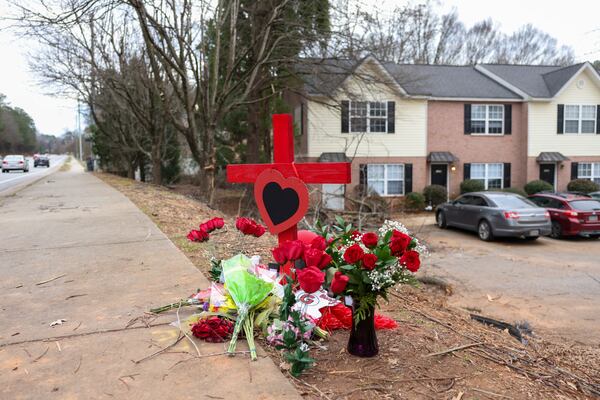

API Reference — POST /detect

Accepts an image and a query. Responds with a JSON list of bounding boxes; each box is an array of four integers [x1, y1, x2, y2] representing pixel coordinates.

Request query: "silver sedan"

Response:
[[1, 155, 30, 173], [435, 192, 551, 241]]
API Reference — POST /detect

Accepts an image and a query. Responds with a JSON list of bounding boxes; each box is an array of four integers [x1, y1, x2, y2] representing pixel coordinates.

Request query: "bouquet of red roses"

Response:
[[318, 218, 427, 322]]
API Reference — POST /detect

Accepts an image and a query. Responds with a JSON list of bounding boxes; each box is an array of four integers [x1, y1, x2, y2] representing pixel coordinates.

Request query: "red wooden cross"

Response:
[[227, 114, 351, 245]]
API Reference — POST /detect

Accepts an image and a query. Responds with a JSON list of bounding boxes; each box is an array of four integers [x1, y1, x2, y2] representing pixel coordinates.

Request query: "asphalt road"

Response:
[[0, 155, 67, 195], [407, 216, 600, 345]]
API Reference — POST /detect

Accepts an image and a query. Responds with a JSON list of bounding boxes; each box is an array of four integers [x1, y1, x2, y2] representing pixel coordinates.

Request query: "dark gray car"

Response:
[[435, 192, 551, 241]]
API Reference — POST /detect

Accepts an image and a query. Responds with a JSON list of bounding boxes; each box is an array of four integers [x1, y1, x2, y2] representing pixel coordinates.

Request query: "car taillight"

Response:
[[544, 211, 550, 219], [18, 161, 23, 164], [503, 211, 520, 219], [566, 210, 578, 218]]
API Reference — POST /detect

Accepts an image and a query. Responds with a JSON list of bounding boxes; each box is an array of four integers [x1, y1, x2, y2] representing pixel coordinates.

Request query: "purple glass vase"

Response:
[[347, 302, 378, 357]]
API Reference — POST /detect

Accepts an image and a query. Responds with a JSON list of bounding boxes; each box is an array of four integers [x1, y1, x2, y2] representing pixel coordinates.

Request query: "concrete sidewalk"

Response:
[[0, 162, 301, 399]]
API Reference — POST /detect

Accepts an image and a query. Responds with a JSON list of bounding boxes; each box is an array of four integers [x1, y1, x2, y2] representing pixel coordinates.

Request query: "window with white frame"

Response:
[[350, 101, 388, 133], [564, 105, 597, 134], [577, 163, 600, 185], [471, 163, 504, 189], [367, 164, 404, 195], [471, 105, 504, 134]]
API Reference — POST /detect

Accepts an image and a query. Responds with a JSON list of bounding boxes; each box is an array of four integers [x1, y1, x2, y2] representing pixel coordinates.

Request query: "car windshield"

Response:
[[569, 200, 600, 211], [488, 195, 536, 209], [5, 155, 22, 161]]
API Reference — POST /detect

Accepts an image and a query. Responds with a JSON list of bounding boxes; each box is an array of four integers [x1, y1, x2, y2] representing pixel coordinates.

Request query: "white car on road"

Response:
[[2, 155, 30, 173]]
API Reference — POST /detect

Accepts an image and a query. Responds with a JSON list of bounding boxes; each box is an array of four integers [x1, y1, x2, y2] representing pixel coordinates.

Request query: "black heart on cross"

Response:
[[262, 182, 300, 226]]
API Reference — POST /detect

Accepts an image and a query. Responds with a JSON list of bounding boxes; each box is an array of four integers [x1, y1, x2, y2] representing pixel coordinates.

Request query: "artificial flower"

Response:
[[330, 271, 349, 294], [199, 217, 225, 233], [235, 217, 266, 237], [361, 232, 378, 248], [297, 265, 325, 293], [187, 229, 209, 242], [400, 250, 421, 272], [343, 244, 364, 265], [362, 253, 378, 270], [191, 316, 234, 343]]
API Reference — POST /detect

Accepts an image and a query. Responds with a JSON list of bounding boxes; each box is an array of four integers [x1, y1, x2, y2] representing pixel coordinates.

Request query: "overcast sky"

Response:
[[0, 0, 599, 137]]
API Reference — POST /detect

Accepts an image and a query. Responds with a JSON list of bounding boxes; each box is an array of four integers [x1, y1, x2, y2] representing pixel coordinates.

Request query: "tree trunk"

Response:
[[247, 99, 261, 163]]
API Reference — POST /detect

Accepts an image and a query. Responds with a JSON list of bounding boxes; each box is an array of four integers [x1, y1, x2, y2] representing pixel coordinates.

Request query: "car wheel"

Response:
[[550, 221, 562, 239], [436, 211, 447, 229], [478, 220, 493, 241], [590, 234, 600, 239]]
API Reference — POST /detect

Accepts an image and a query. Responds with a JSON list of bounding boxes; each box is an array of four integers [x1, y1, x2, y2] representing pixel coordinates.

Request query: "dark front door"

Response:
[[539, 163, 555, 188], [431, 164, 448, 187]]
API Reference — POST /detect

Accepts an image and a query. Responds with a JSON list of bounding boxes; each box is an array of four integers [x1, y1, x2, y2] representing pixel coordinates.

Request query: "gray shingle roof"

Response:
[[296, 58, 589, 100], [536, 152, 570, 162], [480, 63, 585, 97], [384, 64, 522, 99]]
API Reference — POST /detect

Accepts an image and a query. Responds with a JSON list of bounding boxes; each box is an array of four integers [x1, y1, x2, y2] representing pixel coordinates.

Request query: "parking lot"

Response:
[[407, 215, 600, 345]]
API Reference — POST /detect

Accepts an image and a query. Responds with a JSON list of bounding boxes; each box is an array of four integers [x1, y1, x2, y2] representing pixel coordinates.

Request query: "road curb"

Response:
[[0, 159, 66, 198]]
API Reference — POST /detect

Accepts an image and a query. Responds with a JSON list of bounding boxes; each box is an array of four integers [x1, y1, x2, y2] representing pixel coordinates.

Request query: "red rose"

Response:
[[343, 244, 364, 264], [212, 217, 224, 229], [297, 265, 325, 293], [400, 250, 421, 273], [319, 253, 333, 269], [236, 217, 266, 237], [304, 248, 332, 270], [272, 246, 287, 264], [187, 229, 209, 242], [362, 253, 378, 270], [191, 317, 234, 343], [284, 240, 305, 261], [310, 236, 327, 251], [350, 230, 361, 239], [251, 223, 266, 237], [361, 232, 378, 248], [390, 230, 412, 256], [235, 217, 251, 232], [330, 271, 349, 294]]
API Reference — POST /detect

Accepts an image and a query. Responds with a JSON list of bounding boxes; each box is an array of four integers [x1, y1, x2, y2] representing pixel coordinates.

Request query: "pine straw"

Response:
[[96, 173, 600, 400]]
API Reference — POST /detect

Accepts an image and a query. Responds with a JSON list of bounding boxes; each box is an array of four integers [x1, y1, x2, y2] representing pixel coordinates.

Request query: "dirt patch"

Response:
[[96, 172, 600, 400]]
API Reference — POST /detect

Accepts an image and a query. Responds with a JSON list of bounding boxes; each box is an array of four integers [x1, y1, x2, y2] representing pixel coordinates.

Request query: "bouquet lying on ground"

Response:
[[150, 216, 426, 376]]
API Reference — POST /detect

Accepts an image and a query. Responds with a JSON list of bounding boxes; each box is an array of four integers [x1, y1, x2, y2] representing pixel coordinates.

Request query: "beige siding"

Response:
[[305, 62, 427, 158], [528, 69, 600, 156]]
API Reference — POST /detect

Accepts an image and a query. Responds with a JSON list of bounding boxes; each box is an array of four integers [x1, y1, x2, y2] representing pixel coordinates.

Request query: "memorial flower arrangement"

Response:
[[150, 216, 425, 375]]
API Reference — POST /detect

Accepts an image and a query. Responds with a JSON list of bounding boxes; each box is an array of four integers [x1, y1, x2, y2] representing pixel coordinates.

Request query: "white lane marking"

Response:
[[0, 157, 65, 188]]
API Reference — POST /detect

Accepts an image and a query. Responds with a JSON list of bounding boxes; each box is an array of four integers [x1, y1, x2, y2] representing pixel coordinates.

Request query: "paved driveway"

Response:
[[407, 216, 600, 345]]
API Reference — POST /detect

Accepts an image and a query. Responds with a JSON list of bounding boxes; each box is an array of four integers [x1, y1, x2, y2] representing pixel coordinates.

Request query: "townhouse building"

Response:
[[289, 56, 600, 209]]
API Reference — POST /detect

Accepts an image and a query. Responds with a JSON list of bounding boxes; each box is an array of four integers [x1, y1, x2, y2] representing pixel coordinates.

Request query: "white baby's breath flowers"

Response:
[[379, 219, 429, 257], [299, 342, 310, 352]]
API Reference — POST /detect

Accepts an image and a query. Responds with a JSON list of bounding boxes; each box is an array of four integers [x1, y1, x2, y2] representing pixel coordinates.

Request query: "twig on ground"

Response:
[[472, 388, 513, 399], [33, 347, 49, 362], [337, 385, 388, 398], [176, 301, 201, 357], [132, 334, 184, 364], [425, 342, 483, 357], [289, 374, 333, 400], [74, 356, 82, 374], [36, 274, 67, 286]]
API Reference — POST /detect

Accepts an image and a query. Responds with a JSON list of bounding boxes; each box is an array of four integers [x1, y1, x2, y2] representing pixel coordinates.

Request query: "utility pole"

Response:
[[77, 98, 83, 161]]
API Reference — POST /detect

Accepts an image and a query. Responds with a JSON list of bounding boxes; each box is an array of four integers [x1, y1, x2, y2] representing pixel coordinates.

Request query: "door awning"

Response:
[[536, 152, 570, 162], [318, 152, 349, 162], [427, 151, 458, 163]]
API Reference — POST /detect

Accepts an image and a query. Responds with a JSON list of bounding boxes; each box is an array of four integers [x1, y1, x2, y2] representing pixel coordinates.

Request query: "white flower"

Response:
[[299, 342, 310, 352]]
